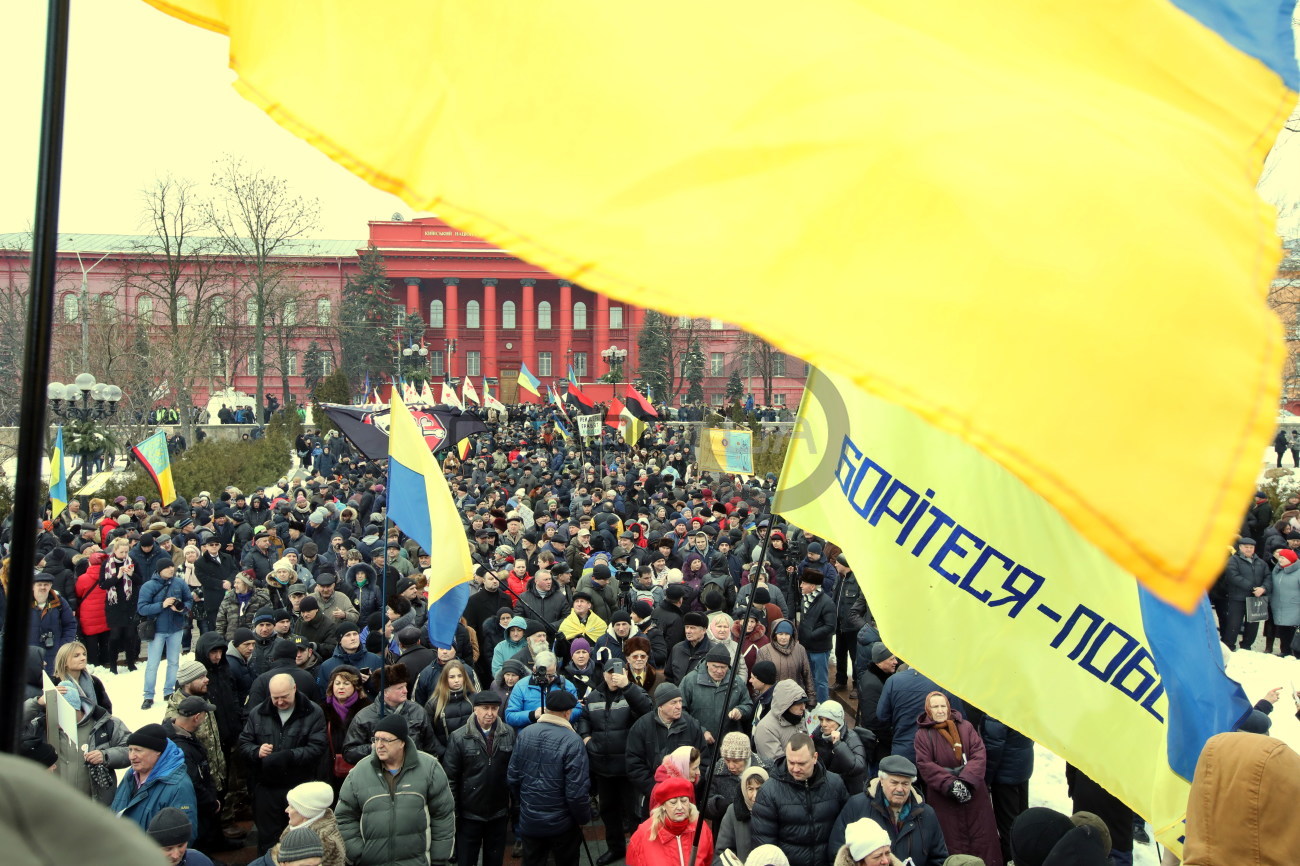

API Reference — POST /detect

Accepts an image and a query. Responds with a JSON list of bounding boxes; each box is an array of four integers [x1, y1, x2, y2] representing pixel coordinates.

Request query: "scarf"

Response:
[[934, 719, 964, 763], [328, 691, 360, 718], [663, 815, 692, 837]]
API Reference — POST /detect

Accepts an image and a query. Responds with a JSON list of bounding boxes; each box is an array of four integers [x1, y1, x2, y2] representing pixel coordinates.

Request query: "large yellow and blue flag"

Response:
[[775, 369, 1252, 857], [146, 0, 1298, 609], [386, 393, 473, 648], [131, 430, 177, 506], [516, 363, 541, 400], [49, 426, 67, 520]]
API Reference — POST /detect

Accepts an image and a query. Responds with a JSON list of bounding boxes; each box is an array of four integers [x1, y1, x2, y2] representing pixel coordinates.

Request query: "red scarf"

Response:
[[663, 816, 693, 837]]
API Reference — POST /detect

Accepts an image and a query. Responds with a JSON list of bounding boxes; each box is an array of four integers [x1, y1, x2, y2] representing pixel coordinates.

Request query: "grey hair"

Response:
[[534, 651, 557, 669]]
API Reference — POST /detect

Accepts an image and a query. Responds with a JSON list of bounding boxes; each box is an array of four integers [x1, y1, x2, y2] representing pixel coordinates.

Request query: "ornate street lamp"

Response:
[[48, 374, 122, 483]]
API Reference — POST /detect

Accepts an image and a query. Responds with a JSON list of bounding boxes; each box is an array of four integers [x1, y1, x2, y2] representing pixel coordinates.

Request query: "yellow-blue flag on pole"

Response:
[[144, 0, 1297, 610], [386, 392, 473, 647], [774, 369, 1252, 857], [49, 426, 67, 520]]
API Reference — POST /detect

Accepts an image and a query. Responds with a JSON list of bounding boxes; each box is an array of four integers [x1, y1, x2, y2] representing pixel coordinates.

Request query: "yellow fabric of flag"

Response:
[[144, 0, 1294, 609]]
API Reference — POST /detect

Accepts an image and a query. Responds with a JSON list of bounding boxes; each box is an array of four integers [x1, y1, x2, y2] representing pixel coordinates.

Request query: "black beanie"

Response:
[[374, 713, 409, 740], [232, 627, 256, 645], [147, 808, 194, 846], [127, 723, 169, 754], [1011, 807, 1076, 866]]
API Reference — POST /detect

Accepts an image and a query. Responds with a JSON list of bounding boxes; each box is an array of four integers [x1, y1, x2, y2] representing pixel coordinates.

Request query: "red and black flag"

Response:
[[624, 383, 658, 421], [565, 381, 598, 415]]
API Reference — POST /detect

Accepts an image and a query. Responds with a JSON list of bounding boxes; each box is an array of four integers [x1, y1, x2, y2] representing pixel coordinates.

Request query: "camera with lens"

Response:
[[531, 663, 551, 686], [40, 630, 55, 649]]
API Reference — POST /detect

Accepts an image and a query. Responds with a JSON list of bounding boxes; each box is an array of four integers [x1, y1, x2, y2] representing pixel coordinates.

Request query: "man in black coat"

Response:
[[443, 691, 516, 866], [751, 733, 848, 866], [624, 683, 705, 816], [236, 673, 327, 854], [653, 587, 687, 649], [856, 642, 898, 766], [1219, 537, 1272, 650], [828, 755, 948, 866], [583, 662, 653, 861], [194, 537, 237, 636], [796, 570, 838, 704], [664, 612, 713, 684]]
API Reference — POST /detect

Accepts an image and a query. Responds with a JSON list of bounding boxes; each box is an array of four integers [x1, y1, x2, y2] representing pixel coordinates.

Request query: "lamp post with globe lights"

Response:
[[47, 374, 122, 484], [600, 345, 628, 384]]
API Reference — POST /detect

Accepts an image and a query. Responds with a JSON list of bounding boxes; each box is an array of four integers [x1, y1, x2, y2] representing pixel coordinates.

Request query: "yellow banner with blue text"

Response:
[[774, 370, 1250, 856]]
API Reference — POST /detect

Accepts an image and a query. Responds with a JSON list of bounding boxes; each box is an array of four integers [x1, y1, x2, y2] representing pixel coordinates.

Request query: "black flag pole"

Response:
[[687, 521, 776, 865], [0, 0, 71, 754]]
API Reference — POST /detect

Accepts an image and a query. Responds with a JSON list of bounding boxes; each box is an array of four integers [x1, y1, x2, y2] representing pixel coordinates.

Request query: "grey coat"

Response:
[[1273, 560, 1300, 627]]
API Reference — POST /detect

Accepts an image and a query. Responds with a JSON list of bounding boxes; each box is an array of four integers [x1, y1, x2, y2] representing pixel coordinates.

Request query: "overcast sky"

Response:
[[3, 1, 1299, 241]]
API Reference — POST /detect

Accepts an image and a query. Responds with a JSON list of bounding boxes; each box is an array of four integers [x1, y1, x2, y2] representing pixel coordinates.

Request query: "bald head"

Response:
[[269, 673, 297, 710]]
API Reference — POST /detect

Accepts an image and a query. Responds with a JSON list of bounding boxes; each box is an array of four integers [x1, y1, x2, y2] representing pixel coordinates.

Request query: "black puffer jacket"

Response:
[[236, 691, 328, 790], [625, 708, 706, 798], [812, 727, 871, 796], [195, 631, 241, 751], [750, 758, 848, 866], [583, 680, 652, 777], [983, 716, 1034, 786], [427, 690, 475, 759], [442, 718, 515, 822]]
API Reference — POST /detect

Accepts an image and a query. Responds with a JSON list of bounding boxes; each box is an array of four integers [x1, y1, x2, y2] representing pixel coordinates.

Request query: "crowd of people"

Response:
[[0, 404, 1286, 866]]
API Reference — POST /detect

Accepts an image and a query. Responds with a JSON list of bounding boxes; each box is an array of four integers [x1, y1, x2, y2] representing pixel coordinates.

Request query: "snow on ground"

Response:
[[1028, 645, 1300, 865]]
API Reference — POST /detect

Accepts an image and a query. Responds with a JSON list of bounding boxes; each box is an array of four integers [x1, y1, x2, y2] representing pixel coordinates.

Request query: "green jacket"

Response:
[[336, 736, 456, 866]]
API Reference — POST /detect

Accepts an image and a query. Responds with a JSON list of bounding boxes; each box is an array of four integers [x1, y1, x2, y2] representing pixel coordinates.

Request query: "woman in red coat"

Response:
[[627, 774, 713, 866], [74, 551, 112, 669], [914, 691, 1003, 866]]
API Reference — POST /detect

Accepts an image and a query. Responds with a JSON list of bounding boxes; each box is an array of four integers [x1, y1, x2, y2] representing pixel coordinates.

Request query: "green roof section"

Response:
[[0, 232, 366, 258]]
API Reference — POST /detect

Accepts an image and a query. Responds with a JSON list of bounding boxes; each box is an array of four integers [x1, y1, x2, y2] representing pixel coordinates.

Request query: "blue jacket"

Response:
[[982, 717, 1034, 786], [507, 714, 591, 836], [28, 591, 77, 673], [317, 644, 383, 692], [876, 668, 964, 763], [505, 676, 584, 730], [110, 739, 198, 839], [137, 575, 193, 635]]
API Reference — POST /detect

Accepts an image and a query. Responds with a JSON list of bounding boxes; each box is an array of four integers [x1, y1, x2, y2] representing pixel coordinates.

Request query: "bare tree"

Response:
[[120, 176, 227, 443], [206, 155, 320, 413], [735, 332, 782, 405]]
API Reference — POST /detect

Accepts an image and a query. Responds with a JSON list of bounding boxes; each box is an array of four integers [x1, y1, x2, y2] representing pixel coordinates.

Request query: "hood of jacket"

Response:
[[143, 739, 187, 789], [195, 631, 226, 666], [767, 618, 797, 656], [770, 679, 807, 715], [1183, 732, 1300, 865]]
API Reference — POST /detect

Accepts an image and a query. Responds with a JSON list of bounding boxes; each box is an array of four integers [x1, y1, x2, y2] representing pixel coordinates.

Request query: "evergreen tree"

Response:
[[637, 311, 671, 401], [312, 367, 353, 435], [726, 370, 745, 401], [684, 339, 705, 404], [340, 246, 396, 391], [302, 342, 324, 394]]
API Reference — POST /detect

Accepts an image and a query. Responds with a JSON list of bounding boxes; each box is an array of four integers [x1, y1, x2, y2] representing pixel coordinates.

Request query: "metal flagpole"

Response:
[[378, 513, 390, 716], [1, 0, 71, 754]]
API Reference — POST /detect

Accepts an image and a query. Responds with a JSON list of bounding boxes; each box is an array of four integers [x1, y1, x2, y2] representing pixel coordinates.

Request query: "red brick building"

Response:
[[0, 217, 809, 409]]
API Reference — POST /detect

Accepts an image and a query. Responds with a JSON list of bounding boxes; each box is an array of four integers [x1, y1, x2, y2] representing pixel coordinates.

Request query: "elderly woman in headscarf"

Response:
[[913, 691, 1003, 866], [714, 765, 768, 866], [627, 774, 714, 866]]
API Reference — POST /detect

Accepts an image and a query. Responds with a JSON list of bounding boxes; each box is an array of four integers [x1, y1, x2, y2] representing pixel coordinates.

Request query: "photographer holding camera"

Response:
[[503, 650, 585, 731], [138, 559, 193, 710], [29, 571, 77, 674]]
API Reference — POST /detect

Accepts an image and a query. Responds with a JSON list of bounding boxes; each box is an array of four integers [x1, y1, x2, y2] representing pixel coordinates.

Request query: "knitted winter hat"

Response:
[[286, 781, 334, 820], [277, 826, 324, 862]]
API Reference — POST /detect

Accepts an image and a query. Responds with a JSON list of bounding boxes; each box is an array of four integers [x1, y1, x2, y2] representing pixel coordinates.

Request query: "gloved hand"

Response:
[[951, 779, 972, 803]]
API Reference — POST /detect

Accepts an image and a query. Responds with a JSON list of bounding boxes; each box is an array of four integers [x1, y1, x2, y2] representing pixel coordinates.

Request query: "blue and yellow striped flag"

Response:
[[386, 393, 473, 646], [49, 426, 67, 520], [146, 0, 1298, 610], [516, 363, 541, 398]]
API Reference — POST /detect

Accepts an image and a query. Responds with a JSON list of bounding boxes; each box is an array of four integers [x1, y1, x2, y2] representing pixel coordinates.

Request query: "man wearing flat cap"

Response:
[[443, 691, 516, 866], [827, 754, 949, 866]]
